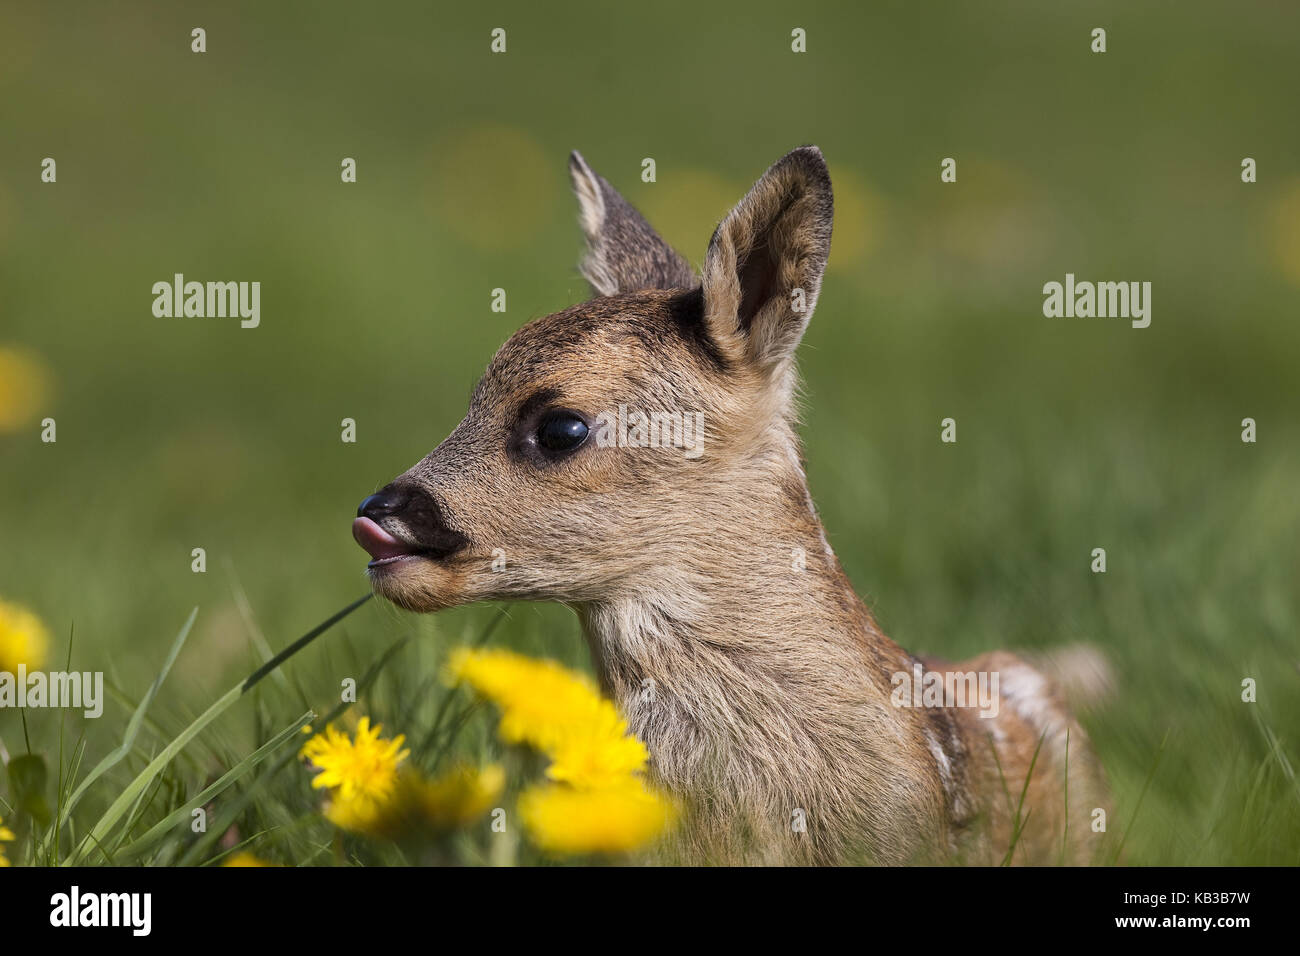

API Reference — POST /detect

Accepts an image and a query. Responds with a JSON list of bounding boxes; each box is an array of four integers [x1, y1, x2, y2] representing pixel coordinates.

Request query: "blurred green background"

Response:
[[2, 0, 1298, 864]]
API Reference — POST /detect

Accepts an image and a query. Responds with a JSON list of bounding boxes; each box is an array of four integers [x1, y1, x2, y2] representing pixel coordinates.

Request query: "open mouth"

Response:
[[351, 517, 428, 568]]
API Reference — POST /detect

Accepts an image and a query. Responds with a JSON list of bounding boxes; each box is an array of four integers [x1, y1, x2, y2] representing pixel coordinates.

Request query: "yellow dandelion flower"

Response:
[[300, 717, 409, 821], [222, 851, 277, 867], [0, 599, 49, 673], [638, 168, 738, 264], [322, 764, 504, 838], [0, 814, 15, 867], [446, 647, 611, 752], [0, 346, 52, 434], [448, 646, 671, 854], [320, 788, 379, 834], [430, 124, 553, 251], [544, 701, 649, 789], [416, 763, 505, 830], [1269, 179, 1300, 286], [518, 779, 676, 856]]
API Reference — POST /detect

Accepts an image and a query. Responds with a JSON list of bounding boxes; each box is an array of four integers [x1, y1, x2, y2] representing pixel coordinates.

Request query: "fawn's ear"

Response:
[[568, 151, 697, 296], [701, 146, 833, 370]]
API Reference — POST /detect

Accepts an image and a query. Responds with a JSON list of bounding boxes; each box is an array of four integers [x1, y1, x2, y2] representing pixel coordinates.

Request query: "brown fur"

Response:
[[358, 146, 1110, 865]]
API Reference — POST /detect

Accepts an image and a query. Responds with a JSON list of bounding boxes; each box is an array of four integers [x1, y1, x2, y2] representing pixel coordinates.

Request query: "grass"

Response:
[[2, 0, 1299, 865]]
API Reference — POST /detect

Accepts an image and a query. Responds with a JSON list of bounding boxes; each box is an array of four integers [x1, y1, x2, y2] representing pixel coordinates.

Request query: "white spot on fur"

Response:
[[926, 728, 954, 795], [999, 663, 1069, 749]]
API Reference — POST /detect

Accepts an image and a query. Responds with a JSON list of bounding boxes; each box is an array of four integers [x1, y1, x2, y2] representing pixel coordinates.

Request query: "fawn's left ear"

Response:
[[568, 151, 696, 296], [701, 146, 833, 371]]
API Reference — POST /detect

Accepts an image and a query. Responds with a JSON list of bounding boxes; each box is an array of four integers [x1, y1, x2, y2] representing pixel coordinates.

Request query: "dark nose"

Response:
[[357, 487, 409, 519]]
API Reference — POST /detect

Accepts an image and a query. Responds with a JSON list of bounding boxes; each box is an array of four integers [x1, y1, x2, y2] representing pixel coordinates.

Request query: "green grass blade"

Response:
[[1000, 731, 1047, 866], [68, 594, 371, 864], [114, 710, 314, 862], [241, 593, 372, 693], [68, 683, 241, 864], [41, 606, 196, 854], [1110, 730, 1168, 864]]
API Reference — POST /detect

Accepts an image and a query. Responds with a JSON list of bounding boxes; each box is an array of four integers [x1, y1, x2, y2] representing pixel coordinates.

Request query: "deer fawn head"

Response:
[[353, 147, 834, 615]]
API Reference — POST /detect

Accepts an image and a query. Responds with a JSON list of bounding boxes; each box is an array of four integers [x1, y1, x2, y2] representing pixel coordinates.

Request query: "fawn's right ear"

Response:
[[700, 146, 833, 372], [568, 151, 697, 296]]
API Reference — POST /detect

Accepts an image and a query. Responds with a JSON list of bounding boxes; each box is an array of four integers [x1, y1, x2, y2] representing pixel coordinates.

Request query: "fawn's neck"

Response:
[[575, 457, 914, 783]]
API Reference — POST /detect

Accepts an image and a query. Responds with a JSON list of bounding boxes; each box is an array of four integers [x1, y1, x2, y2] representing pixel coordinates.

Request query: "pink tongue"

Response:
[[352, 517, 413, 560]]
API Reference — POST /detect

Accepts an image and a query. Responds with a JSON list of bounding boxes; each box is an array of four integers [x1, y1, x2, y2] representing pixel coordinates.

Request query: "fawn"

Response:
[[352, 146, 1110, 864]]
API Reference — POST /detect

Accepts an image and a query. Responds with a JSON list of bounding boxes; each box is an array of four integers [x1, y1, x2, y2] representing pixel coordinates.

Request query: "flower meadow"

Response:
[[293, 651, 675, 858], [0, 597, 675, 867]]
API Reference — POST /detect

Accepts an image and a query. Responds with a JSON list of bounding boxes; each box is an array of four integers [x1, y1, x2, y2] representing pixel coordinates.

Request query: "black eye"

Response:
[[536, 413, 589, 453]]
